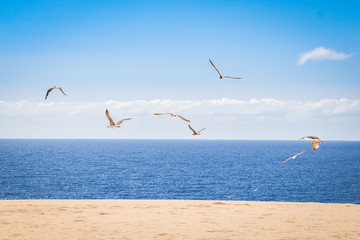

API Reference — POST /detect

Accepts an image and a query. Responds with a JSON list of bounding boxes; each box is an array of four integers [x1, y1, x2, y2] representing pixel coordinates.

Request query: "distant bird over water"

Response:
[[188, 125, 206, 135], [300, 136, 324, 151], [105, 109, 133, 129], [154, 113, 190, 122], [282, 151, 306, 164], [208, 59, 241, 79], [45, 86, 66, 100]]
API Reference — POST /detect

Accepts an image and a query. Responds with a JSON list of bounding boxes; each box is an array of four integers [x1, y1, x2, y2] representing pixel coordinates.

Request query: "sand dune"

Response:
[[0, 200, 359, 239]]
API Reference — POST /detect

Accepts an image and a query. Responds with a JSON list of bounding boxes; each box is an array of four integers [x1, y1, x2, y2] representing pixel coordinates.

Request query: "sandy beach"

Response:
[[0, 200, 359, 239]]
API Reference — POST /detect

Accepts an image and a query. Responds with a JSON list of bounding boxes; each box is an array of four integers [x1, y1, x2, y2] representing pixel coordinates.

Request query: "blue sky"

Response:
[[0, 0, 359, 139]]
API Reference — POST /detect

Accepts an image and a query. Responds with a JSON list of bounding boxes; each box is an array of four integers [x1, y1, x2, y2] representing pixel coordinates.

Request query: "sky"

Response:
[[0, 0, 359, 140]]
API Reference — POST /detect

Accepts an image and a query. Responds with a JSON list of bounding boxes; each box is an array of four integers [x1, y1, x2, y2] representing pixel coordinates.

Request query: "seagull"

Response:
[[188, 125, 206, 135], [281, 151, 306, 164], [299, 136, 325, 151], [154, 113, 190, 122], [105, 109, 133, 129], [252, 187, 259, 192], [45, 86, 66, 100], [209, 59, 241, 79]]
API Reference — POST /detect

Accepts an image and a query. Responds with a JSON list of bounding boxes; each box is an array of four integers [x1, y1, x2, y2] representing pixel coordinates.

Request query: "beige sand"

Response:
[[0, 200, 359, 240]]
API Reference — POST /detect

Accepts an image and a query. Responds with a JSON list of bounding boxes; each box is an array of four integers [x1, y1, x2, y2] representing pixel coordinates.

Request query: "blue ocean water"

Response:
[[0, 139, 359, 203]]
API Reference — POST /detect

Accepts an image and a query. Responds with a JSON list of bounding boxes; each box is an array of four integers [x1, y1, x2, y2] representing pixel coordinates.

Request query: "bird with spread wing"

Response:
[[45, 86, 66, 100], [105, 109, 133, 129], [188, 125, 206, 135], [282, 151, 306, 164], [154, 113, 190, 122], [299, 136, 324, 151], [209, 59, 241, 79]]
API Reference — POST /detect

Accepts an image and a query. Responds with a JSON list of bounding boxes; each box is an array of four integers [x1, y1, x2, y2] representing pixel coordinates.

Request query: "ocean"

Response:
[[0, 139, 359, 203]]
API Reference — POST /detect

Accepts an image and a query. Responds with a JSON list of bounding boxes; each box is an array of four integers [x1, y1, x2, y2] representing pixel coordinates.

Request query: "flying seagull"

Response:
[[45, 86, 66, 100], [281, 151, 306, 164], [188, 125, 206, 135], [154, 113, 190, 122], [209, 59, 241, 79], [105, 109, 133, 129], [300, 136, 324, 151]]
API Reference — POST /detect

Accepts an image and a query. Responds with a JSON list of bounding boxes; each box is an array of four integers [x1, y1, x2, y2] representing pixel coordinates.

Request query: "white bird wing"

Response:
[[209, 59, 222, 78], [116, 118, 133, 125], [188, 125, 197, 134], [177, 114, 190, 122], [223, 76, 242, 79], [301, 136, 319, 140], [281, 156, 294, 164], [197, 128, 206, 133], [296, 151, 306, 157], [154, 113, 172, 115], [105, 109, 115, 126]]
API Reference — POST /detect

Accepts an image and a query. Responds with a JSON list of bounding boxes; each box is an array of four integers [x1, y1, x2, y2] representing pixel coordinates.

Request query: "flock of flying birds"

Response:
[[44, 58, 324, 164]]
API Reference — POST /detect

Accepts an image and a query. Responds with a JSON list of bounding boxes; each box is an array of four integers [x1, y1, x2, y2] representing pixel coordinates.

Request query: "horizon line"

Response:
[[0, 138, 358, 141]]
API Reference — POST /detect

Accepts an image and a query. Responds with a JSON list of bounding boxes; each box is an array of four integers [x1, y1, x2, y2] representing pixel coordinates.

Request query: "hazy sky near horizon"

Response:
[[0, 0, 359, 140]]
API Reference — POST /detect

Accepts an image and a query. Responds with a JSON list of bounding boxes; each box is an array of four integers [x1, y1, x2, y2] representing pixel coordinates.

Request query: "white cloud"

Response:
[[0, 98, 359, 118], [298, 98, 360, 116], [1, 98, 359, 139], [298, 47, 353, 65]]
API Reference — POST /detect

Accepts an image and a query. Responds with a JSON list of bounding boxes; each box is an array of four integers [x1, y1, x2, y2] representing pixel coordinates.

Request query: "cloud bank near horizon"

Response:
[[1, 98, 359, 119], [298, 47, 353, 65]]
